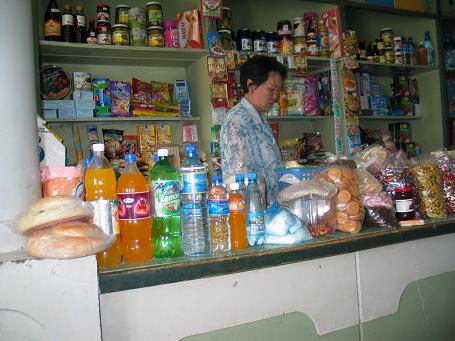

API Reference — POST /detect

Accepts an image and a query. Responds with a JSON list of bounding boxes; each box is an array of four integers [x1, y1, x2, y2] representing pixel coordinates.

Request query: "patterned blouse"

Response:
[[220, 97, 283, 201]]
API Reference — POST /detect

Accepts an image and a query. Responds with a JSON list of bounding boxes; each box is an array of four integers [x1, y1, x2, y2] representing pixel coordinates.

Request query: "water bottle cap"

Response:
[[83, 158, 92, 168], [152, 153, 159, 162], [92, 143, 104, 152], [125, 153, 136, 163], [157, 149, 168, 157], [235, 173, 245, 181], [212, 175, 223, 184], [185, 144, 197, 154], [247, 172, 257, 180], [230, 182, 239, 191]]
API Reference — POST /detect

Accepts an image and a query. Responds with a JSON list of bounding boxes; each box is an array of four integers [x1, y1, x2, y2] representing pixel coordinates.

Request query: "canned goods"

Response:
[[112, 24, 129, 46], [266, 31, 279, 54], [293, 17, 305, 37], [279, 35, 293, 56], [307, 39, 319, 56], [146, 2, 163, 27], [380, 28, 394, 47], [293, 35, 306, 53], [97, 4, 110, 22], [237, 29, 252, 51], [163, 20, 179, 48], [147, 26, 164, 47], [115, 4, 129, 25], [96, 21, 111, 45], [277, 20, 292, 36], [253, 30, 267, 52]]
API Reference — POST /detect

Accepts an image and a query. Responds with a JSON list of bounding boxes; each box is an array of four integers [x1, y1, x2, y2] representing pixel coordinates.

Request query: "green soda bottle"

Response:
[[148, 148, 183, 257]]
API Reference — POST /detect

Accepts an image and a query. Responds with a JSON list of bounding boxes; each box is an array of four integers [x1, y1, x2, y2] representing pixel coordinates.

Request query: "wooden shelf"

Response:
[[358, 115, 421, 121], [356, 60, 438, 77], [45, 116, 200, 124], [39, 40, 209, 67], [266, 115, 330, 121]]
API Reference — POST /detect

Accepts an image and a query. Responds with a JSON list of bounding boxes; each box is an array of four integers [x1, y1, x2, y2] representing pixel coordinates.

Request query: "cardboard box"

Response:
[[177, 10, 203, 48], [73, 90, 94, 100], [138, 124, 156, 151], [76, 109, 94, 118], [37, 116, 65, 168], [43, 109, 58, 119], [75, 99, 95, 109], [394, 0, 424, 11], [58, 109, 77, 119], [42, 100, 58, 109], [56, 100, 75, 110], [155, 124, 172, 144]]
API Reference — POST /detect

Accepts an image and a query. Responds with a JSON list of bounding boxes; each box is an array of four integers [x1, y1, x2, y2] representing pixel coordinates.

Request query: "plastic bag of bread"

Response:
[[25, 220, 115, 259], [355, 167, 381, 195], [317, 160, 365, 233], [15, 196, 93, 235], [41, 166, 84, 198]]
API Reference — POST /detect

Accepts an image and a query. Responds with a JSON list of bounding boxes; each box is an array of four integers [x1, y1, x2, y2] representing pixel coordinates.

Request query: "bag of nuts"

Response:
[[317, 159, 364, 233]]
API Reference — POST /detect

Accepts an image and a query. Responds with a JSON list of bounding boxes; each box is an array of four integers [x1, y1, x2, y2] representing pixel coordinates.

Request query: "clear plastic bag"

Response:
[[430, 148, 455, 213], [362, 192, 400, 229], [355, 168, 382, 195]]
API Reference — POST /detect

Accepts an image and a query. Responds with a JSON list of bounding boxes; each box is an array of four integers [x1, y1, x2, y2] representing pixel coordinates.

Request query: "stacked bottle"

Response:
[[148, 148, 182, 258], [179, 144, 210, 256], [245, 173, 265, 246], [208, 176, 230, 253], [229, 183, 248, 251]]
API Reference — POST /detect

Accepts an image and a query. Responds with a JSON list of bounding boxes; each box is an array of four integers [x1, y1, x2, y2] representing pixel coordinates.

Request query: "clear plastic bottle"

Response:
[[229, 183, 248, 251], [245, 173, 265, 246], [208, 175, 230, 253], [117, 154, 153, 263], [423, 31, 435, 66], [402, 37, 410, 65], [408, 37, 417, 65], [235, 173, 247, 198], [148, 148, 182, 258], [179, 144, 210, 256], [85, 143, 122, 268]]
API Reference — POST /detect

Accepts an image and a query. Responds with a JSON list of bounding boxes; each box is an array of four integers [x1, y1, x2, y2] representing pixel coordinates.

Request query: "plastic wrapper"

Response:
[[285, 80, 305, 115], [304, 75, 318, 116], [41, 166, 84, 198], [430, 148, 455, 213], [102, 128, 124, 163], [410, 157, 447, 218], [353, 145, 390, 176], [362, 192, 400, 229], [355, 168, 381, 195]]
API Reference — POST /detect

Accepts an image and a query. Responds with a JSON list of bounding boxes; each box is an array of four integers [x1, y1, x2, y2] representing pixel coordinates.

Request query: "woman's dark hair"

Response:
[[239, 55, 287, 93]]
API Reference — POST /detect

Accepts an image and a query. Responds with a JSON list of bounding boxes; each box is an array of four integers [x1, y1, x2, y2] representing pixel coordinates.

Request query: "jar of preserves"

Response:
[[293, 35, 306, 54], [96, 20, 111, 45], [218, 30, 233, 51], [394, 186, 415, 221], [97, 4, 110, 22], [266, 32, 279, 54], [277, 20, 292, 36], [216, 7, 232, 31], [293, 17, 305, 37], [393, 36, 403, 52], [115, 4, 130, 25], [279, 35, 293, 56], [395, 51, 403, 64], [146, 2, 163, 27], [237, 29, 252, 51], [304, 12, 318, 40], [385, 47, 395, 63], [380, 27, 394, 47], [163, 20, 179, 48], [307, 38, 319, 56], [112, 24, 129, 45], [147, 26, 164, 47], [253, 30, 267, 53]]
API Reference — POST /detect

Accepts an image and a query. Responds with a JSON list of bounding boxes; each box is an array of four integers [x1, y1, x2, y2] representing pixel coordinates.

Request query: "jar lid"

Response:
[[146, 1, 162, 6], [254, 29, 265, 33], [115, 4, 130, 8], [238, 28, 251, 32], [147, 26, 163, 31], [293, 17, 304, 21], [97, 4, 109, 8], [395, 186, 412, 192], [97, 20, 111, 26], [380, 27, 392, 32], [218, 29, 231, 33], [112, 24, 128, 28], [394, 36, 402, 40], [277, 20, 291, 24], [222, 7, 231, 10]]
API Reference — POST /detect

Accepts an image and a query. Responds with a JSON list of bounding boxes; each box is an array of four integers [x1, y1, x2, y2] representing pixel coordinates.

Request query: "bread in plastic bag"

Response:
[[430, 148, 455, 213], [362, 192, 400, 229]]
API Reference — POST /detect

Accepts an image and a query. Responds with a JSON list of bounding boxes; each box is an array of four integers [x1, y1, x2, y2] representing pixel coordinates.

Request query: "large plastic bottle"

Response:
[[208, 175, 230, 253], [229, 183, 248, 251], [85, 143, 122, 268], [117, 154, 153, 263], [179, 144, 210, 256], [148, 148, 182, 258], [408, 37, 417, 65], [245, 172, 265, 246], [423, 31, 435, 66], [235, 173, 247, 198]]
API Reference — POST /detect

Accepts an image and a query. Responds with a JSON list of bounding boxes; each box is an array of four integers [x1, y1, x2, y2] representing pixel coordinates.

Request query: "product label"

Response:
[[395, 199, 413, 213], [119, 12, 129, 24], [97, 13, 110, 22], [76, 15, 86, 27], [247, 212, 265, 246], [147, 9, 163, 26], [181, 203, 202, 216], [179, 171, 208, 194], [97, 33, 111, 45], [89, 199, 119, 235], [62, 14, 74, 26], [44, 20, 61, 37], [112, 31, 129, 45], [241, 38, 252, 51], [267, 41, 279, 53], [148, 33, 164, 47], [229, 197, 246, 213], [150, 180, 180, 217], [117, 191, 150, 220], [254, 39, 267, 52], [208, 200, 229, 215]]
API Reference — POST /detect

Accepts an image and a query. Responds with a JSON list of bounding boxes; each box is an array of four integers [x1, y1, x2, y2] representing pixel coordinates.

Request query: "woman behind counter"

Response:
[[220, 55, 287, 204]]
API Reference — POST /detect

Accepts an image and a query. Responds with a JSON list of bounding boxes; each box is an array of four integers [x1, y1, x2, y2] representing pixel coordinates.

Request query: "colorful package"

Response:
[[177, 9, 203, 48], [285, 80, 305, 115], [102, 128, 124, 162], [122, 135, 140, 159], [321, 8, 344, 58], [93, 78, 111, 116], [73, 72, 92, 90], [304, 75, 318, 116], [110, 81, 131, 116], [318, 72, 331, 116], [137, 125, 156, 151], [155, 124, 172, 144], [207, 56, 228, 82], [207, 31, 224, 57]]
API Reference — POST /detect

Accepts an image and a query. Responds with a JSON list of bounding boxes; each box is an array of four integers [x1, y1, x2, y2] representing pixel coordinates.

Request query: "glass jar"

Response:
[[219, 30, 233, 51], [237, 29, 252, 51], [385, 47, 395, 63], [395, 51, 403, 64], [394, 186, 415, 221], [96, 20, 111, 45], [115, 4, 130, 25], [380, 27, 394, 47], [97, 4, 110, 22], [266, 32, 279, 54], [277, 20, 292, 36], [253, 30, 267, 52], [147, 26, 164, 47], [112, 24, 129, 46], [216, 7, 232, 31], [293, 35, 306, 54], [146, 2, 163, 27], [394, 36, 403, 52], [279, 35, 293, 56], [293, 17, 305, 37], [163, 20, 179, 48]]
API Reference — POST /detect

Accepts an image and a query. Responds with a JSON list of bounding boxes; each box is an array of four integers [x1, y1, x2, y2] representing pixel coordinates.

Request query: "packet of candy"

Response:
[[110, 80, 131, 116], [102, 128, 124, 163]]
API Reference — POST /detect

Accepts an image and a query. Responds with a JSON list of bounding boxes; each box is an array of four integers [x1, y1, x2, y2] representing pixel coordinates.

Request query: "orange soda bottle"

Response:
[[117, 153, 153, 263], [85, 143, 122, 268], [229, 183, 248, 250]]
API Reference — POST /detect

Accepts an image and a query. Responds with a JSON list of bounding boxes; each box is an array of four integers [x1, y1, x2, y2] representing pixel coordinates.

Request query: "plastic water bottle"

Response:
[[179, 144, 210, 256], [235, 173, 247, 198], [246, 173, 265, 246], [408, 37, 417, 65], [208, 175, 230, 253], [423, 31, 435, 66]]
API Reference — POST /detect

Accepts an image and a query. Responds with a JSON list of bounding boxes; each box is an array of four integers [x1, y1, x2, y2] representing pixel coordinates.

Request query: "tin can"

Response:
[[307, 39, 319, 56], [393, 36, 403, 52], [279, 35, 293, 56], [147, 26, 164, 47], [395, 51, 403, 64], [380, 28, 394, 47], [112, 24, 129, 46]]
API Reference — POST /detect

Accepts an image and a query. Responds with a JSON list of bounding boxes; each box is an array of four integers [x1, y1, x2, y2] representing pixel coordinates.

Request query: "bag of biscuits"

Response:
[[317, 159, 364, 233]]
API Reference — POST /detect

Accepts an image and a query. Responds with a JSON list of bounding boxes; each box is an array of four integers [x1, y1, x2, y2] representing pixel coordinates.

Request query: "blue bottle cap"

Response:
[[83, 158, 92, 168], [152, 153, 159, 162], [212, 175, 223, 185], [125, 153, 137, 163], [235, 173, 245, 181], [185, 144, 197, 154], [247, 172, 257, 180]]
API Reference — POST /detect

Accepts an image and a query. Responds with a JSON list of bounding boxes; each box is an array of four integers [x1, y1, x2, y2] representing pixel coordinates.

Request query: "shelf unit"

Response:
[[358, 115, 422, 121], [266, 116, 330, 121], [45, 117, 200, 124], [355, 60, 438, 77]]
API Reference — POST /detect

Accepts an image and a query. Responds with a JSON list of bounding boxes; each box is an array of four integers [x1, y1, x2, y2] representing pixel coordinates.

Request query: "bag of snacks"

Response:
[[410, 156, 447, 218], [355, 167, 381, 195], [362, 192, 400, 229], [353, 145, 390, 176], [317, 160, 364, 233], [430, 148, 455, 213]]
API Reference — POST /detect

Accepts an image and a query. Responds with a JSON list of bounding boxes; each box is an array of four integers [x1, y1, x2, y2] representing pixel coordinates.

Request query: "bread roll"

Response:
[[16, 196, 93, 234], [25, 221, 113, 259]]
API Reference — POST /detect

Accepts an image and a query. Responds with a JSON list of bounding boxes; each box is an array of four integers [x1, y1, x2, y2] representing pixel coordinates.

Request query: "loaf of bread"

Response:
[[25, 221, 113, 259], [16, 196, 93, 235]]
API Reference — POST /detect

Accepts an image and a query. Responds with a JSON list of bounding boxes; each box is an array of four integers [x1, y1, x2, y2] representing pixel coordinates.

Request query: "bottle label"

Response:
[[254, 39, 267, 52], [229, 197, 246, 213], [395, 199, 413, 213], [181, 203, 202, 216], [89, 199, 119, 235], [50, 8, 60, 13], [44, 19, 61, 37], [267, 41, 279, 53], [97, 33, 112, 45], [241, 38, 252, 51], [247, 212, 265, 246], [117, 191, 151, 220], [119, 12, 129, 24], [179, 171, 207, 195], [113, 31, 129, 45], [208, 200, 229, 215], [147, 9, 163, 26], [150, 180, 180, 217], [62, 14, 74, 26], [76, 15, 86, 27]]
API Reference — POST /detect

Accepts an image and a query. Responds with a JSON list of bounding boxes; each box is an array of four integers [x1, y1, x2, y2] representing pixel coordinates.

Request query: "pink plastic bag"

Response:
[[41, 166, 84, 198]]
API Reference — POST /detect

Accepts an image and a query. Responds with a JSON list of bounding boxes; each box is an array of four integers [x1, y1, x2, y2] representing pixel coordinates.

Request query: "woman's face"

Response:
[[246, 71, 283, 113]]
